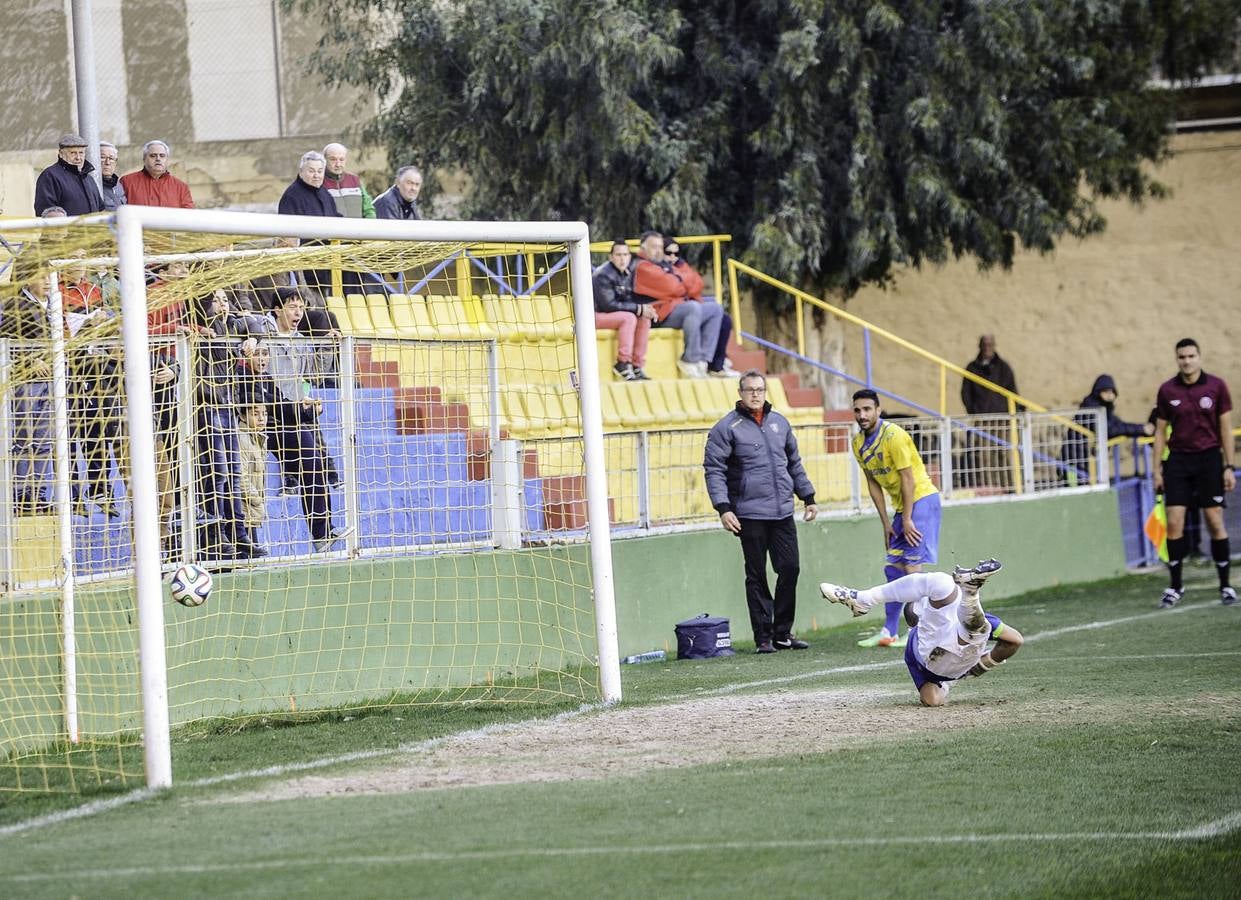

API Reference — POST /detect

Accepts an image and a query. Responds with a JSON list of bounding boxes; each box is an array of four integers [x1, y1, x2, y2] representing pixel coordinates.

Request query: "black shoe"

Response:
[[612, 361, 636, 381], [773, 636, 809, 650], [234, 539, 268, 559], [630, 366, 650, 381], [755, 641, 776, 654], [281, 476, 299, 496]]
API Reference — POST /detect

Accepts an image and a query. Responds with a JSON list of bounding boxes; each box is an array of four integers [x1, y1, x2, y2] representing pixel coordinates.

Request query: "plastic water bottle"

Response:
[[620, 649, 667, 665]]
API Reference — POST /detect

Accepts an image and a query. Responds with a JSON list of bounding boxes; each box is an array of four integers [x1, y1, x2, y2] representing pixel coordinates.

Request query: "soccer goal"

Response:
[[0, 207, 620, 793]]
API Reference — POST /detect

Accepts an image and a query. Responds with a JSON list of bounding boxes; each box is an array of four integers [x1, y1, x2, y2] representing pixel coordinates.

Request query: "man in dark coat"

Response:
[[33, 134, 104, 216], [373, 166, 423, 220], [961, 334, 1021, 490], [277, 151, 341, 298]]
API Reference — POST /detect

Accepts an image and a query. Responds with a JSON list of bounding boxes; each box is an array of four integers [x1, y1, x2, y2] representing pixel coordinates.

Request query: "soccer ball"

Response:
[[169, 563, 213, 607]]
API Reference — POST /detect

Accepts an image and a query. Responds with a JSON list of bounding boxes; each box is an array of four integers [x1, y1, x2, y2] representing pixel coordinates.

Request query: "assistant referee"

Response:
[[1153, 338, 1236, 608]]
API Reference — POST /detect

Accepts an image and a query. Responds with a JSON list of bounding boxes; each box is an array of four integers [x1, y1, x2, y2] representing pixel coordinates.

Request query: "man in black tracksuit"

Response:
[[704, 370, 818, 653]]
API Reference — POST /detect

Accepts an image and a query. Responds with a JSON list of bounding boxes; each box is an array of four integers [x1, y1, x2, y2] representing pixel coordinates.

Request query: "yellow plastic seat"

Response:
[[514, 295, 557, 341], [387, 293, 415, 337], [344, 294, 376, 336], [462, 295, 498, 338], [428, 294, 475, 340], [365, 294, 400, 338], [325, 295, 353, 334], [545, 293, 576, 338], [598, 382, 625, 431], [480, 294, 524, 341], [631, 381, 678, 427]]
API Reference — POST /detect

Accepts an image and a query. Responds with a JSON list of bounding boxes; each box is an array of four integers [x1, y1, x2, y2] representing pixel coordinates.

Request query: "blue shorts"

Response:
[[887, 492, 942, 567], [904, 613, 1002, 690]]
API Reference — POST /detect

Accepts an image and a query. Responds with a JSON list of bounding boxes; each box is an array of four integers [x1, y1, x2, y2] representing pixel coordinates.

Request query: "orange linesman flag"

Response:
[[1144, 496, 1169, 563]]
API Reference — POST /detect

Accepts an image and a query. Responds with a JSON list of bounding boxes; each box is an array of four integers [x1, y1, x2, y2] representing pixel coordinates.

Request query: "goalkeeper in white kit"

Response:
[[820, 559, 1024, 707]]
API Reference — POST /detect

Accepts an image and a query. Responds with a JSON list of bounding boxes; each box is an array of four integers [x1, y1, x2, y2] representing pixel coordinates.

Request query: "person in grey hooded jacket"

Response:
[[704, 369, 817, 653]]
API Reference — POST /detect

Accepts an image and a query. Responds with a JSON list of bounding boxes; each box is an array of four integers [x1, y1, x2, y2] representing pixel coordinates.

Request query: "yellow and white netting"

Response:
[[0, 214, 607, 793]]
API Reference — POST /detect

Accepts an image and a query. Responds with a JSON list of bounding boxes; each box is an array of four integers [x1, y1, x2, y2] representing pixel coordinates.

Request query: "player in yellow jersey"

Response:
[[843, 389, 942, 648]]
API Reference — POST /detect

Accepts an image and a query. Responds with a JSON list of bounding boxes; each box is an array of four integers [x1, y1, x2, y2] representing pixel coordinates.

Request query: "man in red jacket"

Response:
[[631, 231, 723, 378], [120, 140, 195, 209]]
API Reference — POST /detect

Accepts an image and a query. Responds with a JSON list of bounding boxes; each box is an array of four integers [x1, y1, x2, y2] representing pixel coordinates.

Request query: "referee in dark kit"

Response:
[[1153, 338, 1236, 608]]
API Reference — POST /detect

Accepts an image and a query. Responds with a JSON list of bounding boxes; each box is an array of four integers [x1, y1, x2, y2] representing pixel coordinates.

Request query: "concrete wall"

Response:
[[1, 490, 1122, 759], [612, 489, 1124, 653]]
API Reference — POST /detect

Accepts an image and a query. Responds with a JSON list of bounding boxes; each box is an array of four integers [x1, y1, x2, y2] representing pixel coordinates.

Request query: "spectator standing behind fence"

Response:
[[663, 238, 739, 378], [63, 263, 122, 518], [322, 143, 376, 219], [98, 142, 126, 211], [961, 334, 1020, 490], [120, 141, 194, 209], [374, 167, 424, 220], [704, 370, 818, 653], [2, 259, 55, 515], [147, 262, 190, 551], [592, 238, 654, 381], [633, 230, 723, 379], [188, 289, 261, 561], [277, 152, 342, 301], [262, 288, 350, 553], [34, 134, 104, 216], [1060, 375, 1154, 486], [1152, 338, 1236, 609], [236, 399, 270, 554]]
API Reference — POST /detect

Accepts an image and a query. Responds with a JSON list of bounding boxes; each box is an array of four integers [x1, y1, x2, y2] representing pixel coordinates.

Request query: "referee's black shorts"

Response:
[[1162, 448, 1227, 509]]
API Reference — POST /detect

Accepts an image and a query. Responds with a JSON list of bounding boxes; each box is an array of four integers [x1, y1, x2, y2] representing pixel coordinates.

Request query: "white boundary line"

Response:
[[690, 600, 1219, 697], [3, 811, 1240, 882], [0, 599, 1225, 839]]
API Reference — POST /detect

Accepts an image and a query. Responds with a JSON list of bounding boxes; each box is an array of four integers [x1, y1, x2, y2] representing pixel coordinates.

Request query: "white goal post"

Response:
[[113, 205, 623, 789]]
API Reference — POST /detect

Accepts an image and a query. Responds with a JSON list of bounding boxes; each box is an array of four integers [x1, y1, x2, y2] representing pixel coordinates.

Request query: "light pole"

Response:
[[70, 0, 102, 190]]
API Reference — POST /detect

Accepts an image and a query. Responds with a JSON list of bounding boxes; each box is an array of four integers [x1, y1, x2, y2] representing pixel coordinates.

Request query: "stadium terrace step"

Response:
[[464, 428, 540, 481], [353, 342, 401, 388], [725, 347, 766, 374], [822, 409, 854, 452]]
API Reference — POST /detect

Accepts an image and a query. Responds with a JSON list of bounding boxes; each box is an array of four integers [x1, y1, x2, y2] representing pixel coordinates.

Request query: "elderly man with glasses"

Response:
[[704, 369, 818, 653]]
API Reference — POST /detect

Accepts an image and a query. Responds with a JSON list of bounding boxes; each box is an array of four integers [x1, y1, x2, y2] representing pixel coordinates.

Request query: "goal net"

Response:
[[0, 208, 619, 793]]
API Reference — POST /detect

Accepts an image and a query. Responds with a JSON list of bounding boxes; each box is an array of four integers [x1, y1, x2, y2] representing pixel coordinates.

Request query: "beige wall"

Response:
[[828, 130, 1241, 422], [0, 0, 367, 153]]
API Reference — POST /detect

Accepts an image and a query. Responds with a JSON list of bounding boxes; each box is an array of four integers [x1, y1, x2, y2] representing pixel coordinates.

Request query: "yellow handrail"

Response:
[[727, 258, 1095, 451]]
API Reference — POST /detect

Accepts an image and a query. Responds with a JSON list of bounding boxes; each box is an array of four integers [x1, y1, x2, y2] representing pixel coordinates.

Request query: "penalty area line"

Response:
[[2, 811, 1239, 882]]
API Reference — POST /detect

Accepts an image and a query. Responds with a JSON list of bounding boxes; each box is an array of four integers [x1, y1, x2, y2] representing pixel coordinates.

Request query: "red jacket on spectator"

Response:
[[147, 280, 187, 341], [120, 169, 195, 209], [631, 256, 687, 321], [671, 259, 706, 300]]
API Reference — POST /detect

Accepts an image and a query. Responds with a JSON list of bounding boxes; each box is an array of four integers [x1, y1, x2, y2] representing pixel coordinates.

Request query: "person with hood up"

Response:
[[1061, 374, 1154, 485]]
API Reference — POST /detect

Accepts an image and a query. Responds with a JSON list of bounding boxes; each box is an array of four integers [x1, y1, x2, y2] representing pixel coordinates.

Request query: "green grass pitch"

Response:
[[0, 568, 1238, 898]]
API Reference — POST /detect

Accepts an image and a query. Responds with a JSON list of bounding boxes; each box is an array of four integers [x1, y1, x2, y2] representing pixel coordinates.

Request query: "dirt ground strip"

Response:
[[217, 687, 1241, 805]]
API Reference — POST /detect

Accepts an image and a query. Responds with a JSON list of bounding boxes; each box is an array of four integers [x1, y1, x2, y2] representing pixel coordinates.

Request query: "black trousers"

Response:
[[737, 516, 801, 644]]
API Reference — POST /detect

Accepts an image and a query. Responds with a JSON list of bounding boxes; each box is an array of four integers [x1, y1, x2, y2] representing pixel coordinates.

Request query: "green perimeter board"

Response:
[[2, 491, 1121, 754], [610, 489, 1125, 655]]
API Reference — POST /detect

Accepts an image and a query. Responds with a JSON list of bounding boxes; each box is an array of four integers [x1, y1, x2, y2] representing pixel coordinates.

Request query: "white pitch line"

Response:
[[2, 810, 1239, 883], [0, 599, 1224, 839], [684, 599, 1218, 699]]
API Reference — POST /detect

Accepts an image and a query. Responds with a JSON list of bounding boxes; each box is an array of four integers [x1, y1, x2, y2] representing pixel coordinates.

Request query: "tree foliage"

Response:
[[295, 0, 1240, 295]]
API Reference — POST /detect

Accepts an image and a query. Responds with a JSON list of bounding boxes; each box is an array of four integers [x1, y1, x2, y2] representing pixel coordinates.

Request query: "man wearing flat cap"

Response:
[[34, 134, 105, 216]]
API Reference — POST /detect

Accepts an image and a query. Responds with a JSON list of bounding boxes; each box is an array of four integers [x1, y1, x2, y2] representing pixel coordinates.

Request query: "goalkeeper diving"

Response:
[[820, 559, 1024, 707]]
